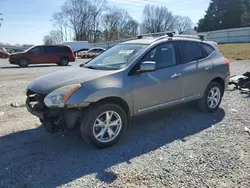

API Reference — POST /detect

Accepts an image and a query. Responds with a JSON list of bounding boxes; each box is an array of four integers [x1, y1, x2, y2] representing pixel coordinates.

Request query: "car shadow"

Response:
[[0, 64, 71, 69], [0, 104, 225, 187]]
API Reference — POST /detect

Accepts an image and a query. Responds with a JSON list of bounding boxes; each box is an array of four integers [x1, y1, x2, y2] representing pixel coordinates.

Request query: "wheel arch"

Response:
[[94, 97, 131, 122], [210, 77, 225, 93], [60, 56, 69, 61]]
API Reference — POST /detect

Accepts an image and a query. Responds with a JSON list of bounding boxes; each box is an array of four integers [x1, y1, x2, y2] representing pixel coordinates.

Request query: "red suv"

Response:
[[9, 45, 75, 67], [0, 47, 10, 58]]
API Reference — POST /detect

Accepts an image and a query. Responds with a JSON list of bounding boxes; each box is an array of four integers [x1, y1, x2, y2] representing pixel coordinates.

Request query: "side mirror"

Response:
[[140, 61, 156, 72]]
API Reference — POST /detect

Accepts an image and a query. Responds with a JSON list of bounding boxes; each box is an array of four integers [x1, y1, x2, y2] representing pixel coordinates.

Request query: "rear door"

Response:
[[198, 43, 217, 92], [45, 46, 66, 63], [176, 41, 206, 99], [43, 46, 53, 63], [51, 46, 61, 63]]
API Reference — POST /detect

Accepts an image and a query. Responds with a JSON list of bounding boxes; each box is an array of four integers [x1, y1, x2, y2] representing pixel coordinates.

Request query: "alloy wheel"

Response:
[[207, 87, 221, 108], [93, 111, 122, 143]]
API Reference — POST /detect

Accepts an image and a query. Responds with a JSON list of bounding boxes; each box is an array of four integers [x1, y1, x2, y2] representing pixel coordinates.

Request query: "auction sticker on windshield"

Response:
[[118, 50, 134, 55]]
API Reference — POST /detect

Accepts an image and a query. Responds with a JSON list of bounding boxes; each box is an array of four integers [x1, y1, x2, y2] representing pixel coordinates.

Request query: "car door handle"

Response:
[[171, 73, 182, 78], [205, 66, 212, 71]]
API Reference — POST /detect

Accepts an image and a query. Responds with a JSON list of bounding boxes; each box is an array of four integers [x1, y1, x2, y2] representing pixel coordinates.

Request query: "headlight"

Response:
[[44, 84, 81, 107]]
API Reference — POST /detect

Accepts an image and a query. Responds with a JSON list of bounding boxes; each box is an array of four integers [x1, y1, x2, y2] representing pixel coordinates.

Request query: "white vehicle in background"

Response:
[[61, 41, 89, 55]]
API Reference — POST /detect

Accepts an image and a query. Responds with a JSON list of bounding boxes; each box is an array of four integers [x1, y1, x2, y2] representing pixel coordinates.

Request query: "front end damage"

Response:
[[26, 89, 82, 133]]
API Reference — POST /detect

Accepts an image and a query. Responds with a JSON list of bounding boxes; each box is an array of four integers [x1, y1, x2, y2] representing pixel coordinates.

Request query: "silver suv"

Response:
[[26, 34, 230, 148]]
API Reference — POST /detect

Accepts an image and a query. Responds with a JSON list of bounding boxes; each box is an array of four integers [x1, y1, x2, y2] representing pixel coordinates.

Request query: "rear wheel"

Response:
[[19, 59, 29, 67], [58, 57, 69, 66], [80, 103, 127, 148], [198, 82, 223, 112]]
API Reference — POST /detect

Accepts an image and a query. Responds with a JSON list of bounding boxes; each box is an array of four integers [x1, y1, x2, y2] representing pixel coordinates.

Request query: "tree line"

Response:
[[198, 0, 250, 32], [43, 0, 193, 44]]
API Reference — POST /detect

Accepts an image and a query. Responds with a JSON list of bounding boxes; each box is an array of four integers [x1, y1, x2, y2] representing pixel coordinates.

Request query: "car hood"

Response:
[[28, 65, 117, 94], [10, 52, 25, 55]]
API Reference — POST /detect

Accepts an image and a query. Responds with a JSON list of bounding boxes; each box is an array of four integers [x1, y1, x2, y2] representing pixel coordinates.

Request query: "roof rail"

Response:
[[137, 31, 175, 39], [174, 34, 207, 41]]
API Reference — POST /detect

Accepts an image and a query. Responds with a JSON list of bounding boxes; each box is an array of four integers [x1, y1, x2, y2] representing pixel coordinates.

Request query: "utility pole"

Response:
[[0, 13, 3, 27]]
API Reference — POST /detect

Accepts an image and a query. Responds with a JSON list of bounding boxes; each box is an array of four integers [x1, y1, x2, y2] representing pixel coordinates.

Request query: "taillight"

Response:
[[223, 58, 230, 68], [72, 51, 74, 57]]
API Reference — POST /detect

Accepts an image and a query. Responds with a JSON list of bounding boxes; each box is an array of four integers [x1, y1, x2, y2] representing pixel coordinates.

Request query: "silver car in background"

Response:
[[26, 34, 230, 148]]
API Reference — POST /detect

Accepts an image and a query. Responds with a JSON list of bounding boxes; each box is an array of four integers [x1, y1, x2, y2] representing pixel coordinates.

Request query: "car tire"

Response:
[[198, 81, 223, 112], [80, 103, 127, 149], [19, 59, 29, 67], [2, 54, 7, 58], [59, 57, 69, 66]]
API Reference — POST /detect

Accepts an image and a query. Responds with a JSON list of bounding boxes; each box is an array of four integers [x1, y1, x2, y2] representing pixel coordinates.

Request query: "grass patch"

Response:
[[218, 43, 250, 60]]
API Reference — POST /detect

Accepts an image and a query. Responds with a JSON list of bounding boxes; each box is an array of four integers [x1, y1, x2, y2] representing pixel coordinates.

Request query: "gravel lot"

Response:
[[0, 59, 249, 188]]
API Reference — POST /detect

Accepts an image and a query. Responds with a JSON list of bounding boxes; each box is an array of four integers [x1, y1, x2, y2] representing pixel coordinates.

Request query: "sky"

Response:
[[0, 0, 210, 45]]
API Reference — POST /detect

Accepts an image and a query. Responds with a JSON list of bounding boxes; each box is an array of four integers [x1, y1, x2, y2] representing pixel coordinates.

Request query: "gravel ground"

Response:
[[0, 59, 249, 188]]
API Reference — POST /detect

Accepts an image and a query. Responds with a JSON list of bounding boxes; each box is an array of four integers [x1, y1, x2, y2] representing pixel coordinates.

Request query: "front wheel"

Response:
[[2, 54, 8, 58], [198, 82, 223, 112], [19, 59, 29, 67], [80, 103, 127, 148]]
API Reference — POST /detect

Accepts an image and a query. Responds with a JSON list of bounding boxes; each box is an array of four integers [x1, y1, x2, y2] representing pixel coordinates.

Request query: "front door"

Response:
[[27, 46, 44, 64], [132, 42, 182, 115]]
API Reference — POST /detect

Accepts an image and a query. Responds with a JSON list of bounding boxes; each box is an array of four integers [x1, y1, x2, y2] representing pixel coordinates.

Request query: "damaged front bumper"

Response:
[[26, 89, 83, 132], [26, 97, 44, 120]]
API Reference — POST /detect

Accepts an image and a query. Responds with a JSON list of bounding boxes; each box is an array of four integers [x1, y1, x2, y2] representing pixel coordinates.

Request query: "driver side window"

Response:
[[29, 47, 41, 54], [142, 42, 177, 69]]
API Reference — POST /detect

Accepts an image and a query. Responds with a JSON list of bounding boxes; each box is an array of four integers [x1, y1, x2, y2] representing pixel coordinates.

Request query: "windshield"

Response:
[[0, 47, 7, 52], [84, 44, 147, 70]]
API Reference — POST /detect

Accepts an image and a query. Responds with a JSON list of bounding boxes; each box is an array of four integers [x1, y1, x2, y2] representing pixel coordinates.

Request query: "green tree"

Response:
[[241, 0, 250, 26], [198, 0, 249, 32]]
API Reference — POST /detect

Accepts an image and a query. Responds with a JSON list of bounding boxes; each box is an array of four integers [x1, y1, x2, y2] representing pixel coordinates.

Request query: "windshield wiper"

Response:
[[83, 65, 96, 69]]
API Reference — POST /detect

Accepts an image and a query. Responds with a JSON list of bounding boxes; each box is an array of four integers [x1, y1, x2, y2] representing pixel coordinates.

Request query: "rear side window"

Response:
[[44, 46, 71, 53], [61, 46, 72, 53], [202, 43, 215, 57], [44, 46, 58, 53], [177, 41, 204, 64]]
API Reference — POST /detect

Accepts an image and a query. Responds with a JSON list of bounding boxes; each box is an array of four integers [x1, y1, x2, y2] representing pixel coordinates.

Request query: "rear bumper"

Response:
[[69, 57, 76, 62], [224, 73, 230, 90]]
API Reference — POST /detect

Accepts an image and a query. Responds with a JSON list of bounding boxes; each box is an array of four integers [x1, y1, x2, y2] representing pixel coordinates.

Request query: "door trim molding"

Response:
[[138, 94, 201, 113]]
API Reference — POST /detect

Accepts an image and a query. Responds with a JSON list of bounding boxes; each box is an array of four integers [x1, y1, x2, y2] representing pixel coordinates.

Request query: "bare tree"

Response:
[[174, 16, 193, 34], [141, 5, 175, 33], [91, 0, 107, 42], [120, 12, 139, 38], [58, 0, 106, 42], [103, 8, 138, 41], [43, 35, 54, 45], [52, 12, 69, 42], [43, 30, 63, 45], [103, 8, 123, 41]]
